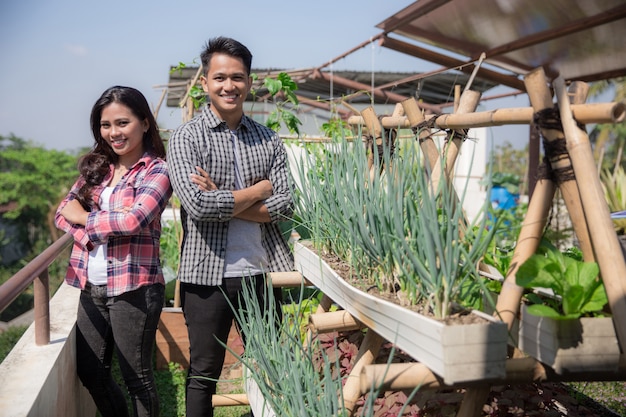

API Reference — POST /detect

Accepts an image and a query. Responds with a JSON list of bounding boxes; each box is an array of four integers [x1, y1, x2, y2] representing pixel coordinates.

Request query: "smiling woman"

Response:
[[54, 85, 172, 417]]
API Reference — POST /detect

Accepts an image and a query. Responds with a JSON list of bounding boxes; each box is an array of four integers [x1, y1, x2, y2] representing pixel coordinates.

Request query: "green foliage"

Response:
[[321, 118, 352, 138], [294, 132, 499, 318], [188, 85, 208, 110], [0, 325, 28, 362], [600, 165, 626, 234], [0, 134, 78, 259], [256, 72, 302, 135], [481, 171, 521, 195], [485, 141, 527, 194], [233, 280, 348, 416], [160, 219, 182, 283], [516, 240, 608, 319]]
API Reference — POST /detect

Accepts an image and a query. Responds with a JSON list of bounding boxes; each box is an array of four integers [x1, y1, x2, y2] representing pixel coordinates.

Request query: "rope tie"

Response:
[[532, 106, 583, 185]]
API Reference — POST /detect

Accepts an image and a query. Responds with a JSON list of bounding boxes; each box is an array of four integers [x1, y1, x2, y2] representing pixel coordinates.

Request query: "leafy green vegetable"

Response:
[[516, 240, 608, 319]]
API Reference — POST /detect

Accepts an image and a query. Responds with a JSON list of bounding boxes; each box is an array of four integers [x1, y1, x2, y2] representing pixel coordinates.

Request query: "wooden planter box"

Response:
[[518, 304, 620, 374], [293, 241, 508, 385]]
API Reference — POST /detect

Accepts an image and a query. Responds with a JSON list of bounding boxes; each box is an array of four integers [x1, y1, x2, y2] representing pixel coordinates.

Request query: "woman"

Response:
[[55, 86, 172, 417]]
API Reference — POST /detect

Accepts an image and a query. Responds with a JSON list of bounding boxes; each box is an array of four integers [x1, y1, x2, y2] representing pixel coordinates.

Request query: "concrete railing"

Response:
[[0, 283, 95, 416], [0, 234, 95, 416]]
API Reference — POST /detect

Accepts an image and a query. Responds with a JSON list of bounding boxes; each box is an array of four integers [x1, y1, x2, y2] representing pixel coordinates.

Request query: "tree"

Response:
[[0, 134, 79, 263], [486, 140, 529, 195]]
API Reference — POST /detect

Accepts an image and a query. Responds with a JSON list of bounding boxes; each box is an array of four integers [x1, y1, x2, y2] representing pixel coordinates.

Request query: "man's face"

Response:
[[200, 53, 251, 124]]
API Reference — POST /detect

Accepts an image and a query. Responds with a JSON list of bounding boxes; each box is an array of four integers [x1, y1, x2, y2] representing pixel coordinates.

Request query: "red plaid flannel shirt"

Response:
[[55, 153, 172, 296]]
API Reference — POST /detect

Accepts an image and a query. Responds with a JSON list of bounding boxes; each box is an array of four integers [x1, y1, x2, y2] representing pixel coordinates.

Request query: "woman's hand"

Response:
[[191, 166, 217, 191], [60, 199, 89, 226]]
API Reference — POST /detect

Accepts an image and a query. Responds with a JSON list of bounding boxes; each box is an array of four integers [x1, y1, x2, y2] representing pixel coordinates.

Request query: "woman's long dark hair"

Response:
[[75, 86, 165, 209]]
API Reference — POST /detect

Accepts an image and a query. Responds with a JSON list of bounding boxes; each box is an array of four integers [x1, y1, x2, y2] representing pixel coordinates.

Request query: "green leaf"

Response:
[[562, 285, 585, 316], [264, 78, 282, 96], [526, 304, 563, 318]]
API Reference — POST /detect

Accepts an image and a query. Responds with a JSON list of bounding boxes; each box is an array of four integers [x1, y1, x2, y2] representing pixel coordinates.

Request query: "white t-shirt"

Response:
[[86, 187, 113, 285]]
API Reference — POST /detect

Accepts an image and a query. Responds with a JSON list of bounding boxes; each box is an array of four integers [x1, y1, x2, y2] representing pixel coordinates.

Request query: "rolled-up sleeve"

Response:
[[168, 124, 235, 222], [85, 159, 172, 244]]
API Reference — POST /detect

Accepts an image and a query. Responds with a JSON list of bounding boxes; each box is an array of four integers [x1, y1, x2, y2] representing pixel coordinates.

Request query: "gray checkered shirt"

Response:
[[167, 106, 294, 286]]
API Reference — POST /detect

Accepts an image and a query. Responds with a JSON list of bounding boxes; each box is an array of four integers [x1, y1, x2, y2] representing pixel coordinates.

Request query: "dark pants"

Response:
[[76, 283, 164, 417], [180, 276, 270, 417]]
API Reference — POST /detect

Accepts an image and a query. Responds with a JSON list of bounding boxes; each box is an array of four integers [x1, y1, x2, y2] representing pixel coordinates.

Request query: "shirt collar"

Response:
[[203, 106, 252, 132]]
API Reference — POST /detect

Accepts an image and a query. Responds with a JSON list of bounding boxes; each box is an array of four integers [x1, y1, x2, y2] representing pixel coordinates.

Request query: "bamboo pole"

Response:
[[346, 102, 625, 129], [554, 76, 626, 362], [308, 310, 361, 333], [526, 69, 594, 260], [493, 67, 568, 338], [360, 106, 382, 177], [437, 91, 482, 417], [361, 357, 624, 393], [431, 89, 481, 189], [303, 293, 334, 349], [343, 330, 384, 415], [360, 358, 542, 392], [212, 393, 249, 407], [267, 271, 310, 287], [401, 97, 439, 170]]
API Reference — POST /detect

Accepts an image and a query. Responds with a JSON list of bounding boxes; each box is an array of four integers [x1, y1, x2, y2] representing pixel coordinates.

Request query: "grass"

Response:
[[565, 381, 626, 416]]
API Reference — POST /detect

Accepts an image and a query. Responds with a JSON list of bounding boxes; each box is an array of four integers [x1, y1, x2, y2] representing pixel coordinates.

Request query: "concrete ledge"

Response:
[[0, 283, 95, 417]]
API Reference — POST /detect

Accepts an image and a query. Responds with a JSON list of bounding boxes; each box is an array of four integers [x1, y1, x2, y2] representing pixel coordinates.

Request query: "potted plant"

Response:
[[292, 131, 509, 384], [516, 240, 620, 373]]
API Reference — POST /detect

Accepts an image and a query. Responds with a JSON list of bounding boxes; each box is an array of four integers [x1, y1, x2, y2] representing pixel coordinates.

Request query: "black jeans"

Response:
[[76, 283, 164, 417], [180, 276, 267, 417]]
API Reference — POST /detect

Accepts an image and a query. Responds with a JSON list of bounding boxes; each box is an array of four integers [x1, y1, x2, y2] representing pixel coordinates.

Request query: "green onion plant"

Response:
[[293, 128, 499, 319]]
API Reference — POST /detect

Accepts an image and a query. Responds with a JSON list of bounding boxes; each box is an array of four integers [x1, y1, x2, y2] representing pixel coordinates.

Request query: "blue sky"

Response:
[[0, 0, 532, 152]]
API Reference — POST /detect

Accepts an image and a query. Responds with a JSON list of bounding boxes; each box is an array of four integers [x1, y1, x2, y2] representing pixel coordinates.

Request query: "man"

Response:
[[167, 36, 294, 417]]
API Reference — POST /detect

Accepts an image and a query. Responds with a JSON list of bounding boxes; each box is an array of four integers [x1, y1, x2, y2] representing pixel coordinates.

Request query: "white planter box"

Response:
[[244, 368, 277, 417], [518, 304, 620, 374], [294, 241, 508, 384]]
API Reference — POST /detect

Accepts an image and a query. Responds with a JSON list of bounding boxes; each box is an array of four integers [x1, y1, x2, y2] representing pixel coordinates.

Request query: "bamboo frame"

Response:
[[308, 310, 361, 333], [525, 68, 594, 261], [401, 97, 439, 170], [347, 102, 625, 130], [343, 330, 384, 415], [553, 76, 626, 361], [430, 89, 481, 192]]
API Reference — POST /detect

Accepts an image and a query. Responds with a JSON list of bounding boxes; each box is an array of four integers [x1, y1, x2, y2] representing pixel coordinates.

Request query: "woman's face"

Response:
[[99, 102, 148, 163]]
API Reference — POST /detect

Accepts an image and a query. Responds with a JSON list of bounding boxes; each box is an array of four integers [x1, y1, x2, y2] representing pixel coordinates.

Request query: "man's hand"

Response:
[[191, 166, 217, 191], [251, 179, 273, 200]]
